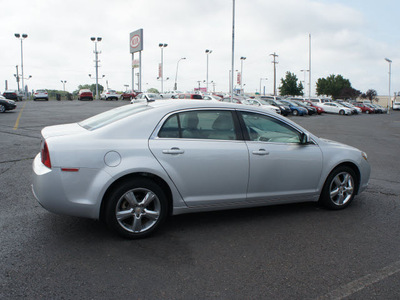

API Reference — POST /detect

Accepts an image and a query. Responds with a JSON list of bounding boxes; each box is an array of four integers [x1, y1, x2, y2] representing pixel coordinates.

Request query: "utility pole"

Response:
[[270, 52, 278, 96], [15, 65, 20, 91]]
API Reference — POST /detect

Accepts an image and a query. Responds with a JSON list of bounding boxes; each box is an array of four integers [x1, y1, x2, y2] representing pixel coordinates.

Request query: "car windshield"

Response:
[[79, 104, 153, 131], [258, 99, 271, 105]]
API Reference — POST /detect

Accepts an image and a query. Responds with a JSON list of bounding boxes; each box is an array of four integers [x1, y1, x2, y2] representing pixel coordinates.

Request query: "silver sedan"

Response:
[[32, 100, 370, 238]]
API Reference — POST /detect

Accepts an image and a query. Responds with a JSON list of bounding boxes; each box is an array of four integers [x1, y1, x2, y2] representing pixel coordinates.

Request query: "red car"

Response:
[[176, 94, 203, 100], [303, 100, 325, 114], [78, 89, 93, 101], [354, 102, 375, 114], [121, 90, 141, 100]]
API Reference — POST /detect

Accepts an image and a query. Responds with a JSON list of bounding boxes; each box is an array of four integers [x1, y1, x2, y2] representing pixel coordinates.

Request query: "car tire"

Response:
[[292, 110, 299, 116], [319, 166, 358, 210], [366, 110, 369, 114], [0, 105, 5, 113], [105, 178, 168, 239], [339, 110, 345, 115]]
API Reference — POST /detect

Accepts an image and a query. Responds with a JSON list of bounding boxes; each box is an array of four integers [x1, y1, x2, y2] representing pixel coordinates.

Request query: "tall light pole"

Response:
[[309, 33, 312, 99], [159, 43, 168, 93], [231, 0, 235, 102], [61, 80, 67, 92], [14, 33, 28, 98], [174, 57, 186, 91], [205, 49, 212, 93], [90, 37, 102, 99], [240, 57, 246, 95], [300, 69, 309, 96], [270, 52, 279, 96], [260, 78, 267, 95], [385, 58, 392, 114]]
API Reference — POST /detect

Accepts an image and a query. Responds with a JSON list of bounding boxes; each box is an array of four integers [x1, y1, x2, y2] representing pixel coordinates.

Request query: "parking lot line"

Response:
[[13, 101, 27, 130]]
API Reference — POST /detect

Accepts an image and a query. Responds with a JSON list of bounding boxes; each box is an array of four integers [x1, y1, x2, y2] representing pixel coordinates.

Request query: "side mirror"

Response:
[[300, 132, 310, 144]]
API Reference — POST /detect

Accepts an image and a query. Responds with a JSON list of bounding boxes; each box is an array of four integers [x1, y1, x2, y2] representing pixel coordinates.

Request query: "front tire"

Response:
[[105, 178, 168, 239], [0, 105, 5, 113], [292, 109, 299, 116], [319, 166, 358, 210], [339, 110, 345, 115]]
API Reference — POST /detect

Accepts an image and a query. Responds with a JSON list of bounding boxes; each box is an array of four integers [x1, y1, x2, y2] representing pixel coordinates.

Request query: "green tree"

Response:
[[147, 88, 159, 93], [75, 84, 104, 95], [316, 74, 352, 99], [279, 72, 304, 96]]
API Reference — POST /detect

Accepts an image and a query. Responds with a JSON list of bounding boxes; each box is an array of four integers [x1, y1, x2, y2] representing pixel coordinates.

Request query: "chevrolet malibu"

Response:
[[32, 101, 370, 239]]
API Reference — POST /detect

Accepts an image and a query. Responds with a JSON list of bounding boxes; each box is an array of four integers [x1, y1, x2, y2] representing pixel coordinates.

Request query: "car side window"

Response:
[[240, 112, 301, 143], [158, 115, 180, 138], [158, 110, 237, 140]]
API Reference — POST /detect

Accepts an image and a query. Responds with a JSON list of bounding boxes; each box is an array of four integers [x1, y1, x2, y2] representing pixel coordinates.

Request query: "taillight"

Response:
[[41, 141, 51, 168]]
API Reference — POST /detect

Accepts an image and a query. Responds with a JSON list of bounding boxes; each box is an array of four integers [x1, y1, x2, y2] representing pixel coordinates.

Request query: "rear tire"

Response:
[[319, 166, 358, 210], [105, 178, 168, 239], [0, 105, 5, 113]]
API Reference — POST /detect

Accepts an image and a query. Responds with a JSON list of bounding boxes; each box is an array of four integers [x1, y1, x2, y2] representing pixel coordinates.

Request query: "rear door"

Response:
[[149, 109, 249, 207]]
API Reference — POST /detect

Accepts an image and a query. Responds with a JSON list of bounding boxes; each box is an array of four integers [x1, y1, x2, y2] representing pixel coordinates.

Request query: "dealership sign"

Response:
[[130, 29, 143, 53]]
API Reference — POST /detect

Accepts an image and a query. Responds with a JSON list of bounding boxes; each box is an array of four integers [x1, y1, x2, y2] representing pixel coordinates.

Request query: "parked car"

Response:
[[220, 96, 246, 104], [259, 97, 291, 116], [290, 99, 317, 115], [340, 102, 362, 114], [243, 98, 281, 114], [354, 102, 375, 114], [393, 101, 400, 110], [279, 99, 308, 116], [0, 95, 17, 112], [120, 90, 141, 100], [33, 89, 49, 101], [32, 100, 370, 239], [132, 93, 164, 103], [3, 90, 20, 101], [78, 89, 94, 101], [161, 91, 183, 99], [321, 102, 353, 115], [309, 98, 332, 107], [202, 95, 222, 101], [303, 100, 325, 114], [367, 103, 383, 114], [176, 93, 203, 100], [100, 89, 119, 101]]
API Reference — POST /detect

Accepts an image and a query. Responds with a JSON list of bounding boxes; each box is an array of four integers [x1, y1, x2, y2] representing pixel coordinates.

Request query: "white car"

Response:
[[33, 89, 49, 101], [392, 101, 400, 110], [243, 99, 281, 114], [132, 93, 164, 103], [100, 89, 119, 101], [321, 102, 353, 115], [32, 100, 370, 239]]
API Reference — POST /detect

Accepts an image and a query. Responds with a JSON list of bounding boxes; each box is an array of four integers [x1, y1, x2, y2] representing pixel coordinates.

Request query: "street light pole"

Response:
[[300, 69, 309, 96], [61, 80, 67, 92], [205, 50, 212, 93], [174, 57, 186, 91], [230, 0, 235, 102], [240, 57, 246, 95], [159, 43, 168, 93], [14, 33, 28, 98], [91, 37, 102, 99], [259, 78, 267, 95], [385, 58, 392, 114]]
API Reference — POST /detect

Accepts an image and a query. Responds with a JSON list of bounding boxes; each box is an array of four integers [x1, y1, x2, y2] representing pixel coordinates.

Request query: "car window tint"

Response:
[[181, 111, 236, 140], [240, 112, 301, 143], [160, 110, 237, 140], [158, 115, 180, 138]]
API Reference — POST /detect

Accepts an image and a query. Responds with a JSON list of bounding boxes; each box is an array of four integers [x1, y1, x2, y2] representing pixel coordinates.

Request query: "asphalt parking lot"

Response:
[[1, 100, 400, 299]]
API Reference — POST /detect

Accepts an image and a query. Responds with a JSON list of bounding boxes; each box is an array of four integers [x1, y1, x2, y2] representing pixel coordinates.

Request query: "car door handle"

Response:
[[162, 147, 185, 155], [252, 149, 269, 156]]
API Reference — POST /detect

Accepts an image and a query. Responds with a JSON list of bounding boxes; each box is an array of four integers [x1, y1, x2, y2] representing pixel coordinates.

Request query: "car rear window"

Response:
[[79, 104, 153, 131]]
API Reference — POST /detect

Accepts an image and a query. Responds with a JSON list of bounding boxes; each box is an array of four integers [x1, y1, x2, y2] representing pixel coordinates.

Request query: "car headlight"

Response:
[[362, 152, 368, 161]]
